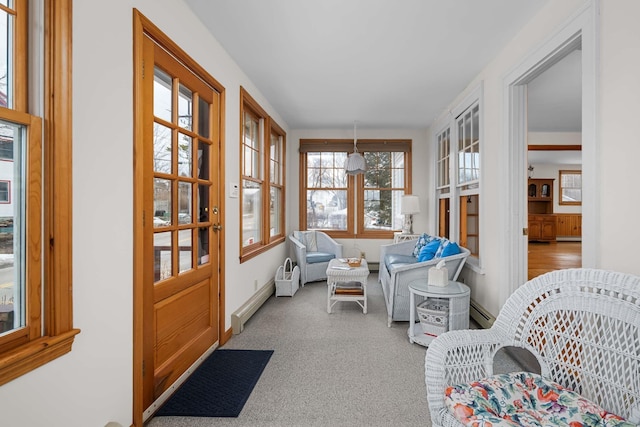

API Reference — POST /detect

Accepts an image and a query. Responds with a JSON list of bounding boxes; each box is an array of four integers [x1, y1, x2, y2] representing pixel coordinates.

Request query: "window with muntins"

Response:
[[240, 88, 286, 261], [0, 0, 77, 386], [559, 170, 581, 205], [300, 139, 411, 238], [433, 84, 482, 262]]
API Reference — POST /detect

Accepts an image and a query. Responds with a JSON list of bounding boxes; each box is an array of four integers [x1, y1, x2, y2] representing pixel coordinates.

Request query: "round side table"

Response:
[[408, 280, 470, 347]]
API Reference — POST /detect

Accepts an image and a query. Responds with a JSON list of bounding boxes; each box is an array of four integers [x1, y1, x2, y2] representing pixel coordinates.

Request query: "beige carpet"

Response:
[[147, 274, 522, 427]]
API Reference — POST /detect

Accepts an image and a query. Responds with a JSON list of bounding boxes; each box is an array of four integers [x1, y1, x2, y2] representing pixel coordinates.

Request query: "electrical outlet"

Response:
[[360, 251, 366, 259]]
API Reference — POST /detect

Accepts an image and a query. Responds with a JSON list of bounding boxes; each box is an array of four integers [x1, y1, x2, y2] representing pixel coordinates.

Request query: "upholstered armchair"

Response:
[[289, 231, 343, 286]]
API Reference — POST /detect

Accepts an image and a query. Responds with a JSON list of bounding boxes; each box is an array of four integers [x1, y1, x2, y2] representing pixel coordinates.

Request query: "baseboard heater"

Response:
[[231, 279, 275, 334], [470, 298, 496, 329]]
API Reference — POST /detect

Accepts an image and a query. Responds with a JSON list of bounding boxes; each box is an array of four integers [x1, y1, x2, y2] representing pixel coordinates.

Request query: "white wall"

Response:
[[287, 128, 430, 263], [0, 0, 287, 426], [599, 0, 640, 271]]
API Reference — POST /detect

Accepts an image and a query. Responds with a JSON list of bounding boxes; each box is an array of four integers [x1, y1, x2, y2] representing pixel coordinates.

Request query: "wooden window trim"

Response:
[[299, 139, 411, 239], [559, 169, 582, 206], [0, 0, 79, 388], [268, 119, 286, 243], [239, 88, 285, 262]]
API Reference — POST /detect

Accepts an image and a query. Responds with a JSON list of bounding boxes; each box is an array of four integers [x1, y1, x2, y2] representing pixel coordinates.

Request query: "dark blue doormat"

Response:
[[154, 349, 274, 418]]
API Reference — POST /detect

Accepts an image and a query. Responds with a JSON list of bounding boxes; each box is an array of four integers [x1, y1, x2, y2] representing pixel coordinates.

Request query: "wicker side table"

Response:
[[326, 258, 369, 314], [407, 280, 470, 347]]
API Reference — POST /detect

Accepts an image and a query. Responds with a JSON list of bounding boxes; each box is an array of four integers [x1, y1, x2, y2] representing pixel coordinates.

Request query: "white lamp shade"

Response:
[[345, 152, 366, 175], [401, 195, 420, 214]]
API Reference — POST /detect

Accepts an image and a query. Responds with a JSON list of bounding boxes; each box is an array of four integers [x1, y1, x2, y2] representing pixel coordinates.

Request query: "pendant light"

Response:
[[344, 121, 366, 175]]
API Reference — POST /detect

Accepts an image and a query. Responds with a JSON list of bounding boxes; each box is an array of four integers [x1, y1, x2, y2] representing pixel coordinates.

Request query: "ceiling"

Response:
[[184, 0, 551, 130]]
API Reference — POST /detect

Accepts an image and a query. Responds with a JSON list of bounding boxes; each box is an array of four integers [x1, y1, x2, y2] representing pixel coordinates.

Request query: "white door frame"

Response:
[[501, 0, 599, 306]]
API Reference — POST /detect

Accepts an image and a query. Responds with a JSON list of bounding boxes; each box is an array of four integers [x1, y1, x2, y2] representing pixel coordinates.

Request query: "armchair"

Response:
[[289, 231, 343, 286], [378, 237, 469, 326], [425, 269, 640, 427]]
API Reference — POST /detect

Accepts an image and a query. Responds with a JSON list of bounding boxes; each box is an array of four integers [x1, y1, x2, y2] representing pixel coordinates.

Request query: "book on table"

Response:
[[334, 281, 364, 295]]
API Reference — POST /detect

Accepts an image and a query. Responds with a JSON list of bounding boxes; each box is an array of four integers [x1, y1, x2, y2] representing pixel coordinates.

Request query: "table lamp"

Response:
[[400, 195, 419, 234]]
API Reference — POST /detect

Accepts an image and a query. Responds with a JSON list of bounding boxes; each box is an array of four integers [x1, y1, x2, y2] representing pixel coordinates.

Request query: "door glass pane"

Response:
[[197, 141, 210, 180], [0, 121, 24, 335], [270, 187, 281, 237], [178, 229, 192, 274], [178, 83, 192, 131], [198, 225, 209, 266], [154, 178, 172, 226], [0, 8, 13, 109], [154, 231, 172, 283], [178, 182, 192, 224], [197, 184, 210, 224], [198, 98, 210, 137], [242, 180, 261, 246], [154, 67, 172, 123], [153, 122, 172, 173], [177, 133, 192, 177]]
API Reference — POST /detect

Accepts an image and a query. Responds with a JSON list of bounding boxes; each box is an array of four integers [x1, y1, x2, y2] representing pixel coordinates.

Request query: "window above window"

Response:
[[239, 87, 286, 261]]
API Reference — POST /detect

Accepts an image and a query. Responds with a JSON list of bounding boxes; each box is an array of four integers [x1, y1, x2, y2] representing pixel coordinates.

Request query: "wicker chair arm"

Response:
[[425, 328, 508, 424]]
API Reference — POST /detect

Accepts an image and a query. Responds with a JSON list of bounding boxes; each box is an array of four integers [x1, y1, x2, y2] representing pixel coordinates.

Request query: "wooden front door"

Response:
[[134, 17, 224, 419]]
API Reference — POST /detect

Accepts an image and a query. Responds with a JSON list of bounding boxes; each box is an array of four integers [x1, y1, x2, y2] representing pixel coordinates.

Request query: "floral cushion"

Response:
[[445, 372, 635, 427]]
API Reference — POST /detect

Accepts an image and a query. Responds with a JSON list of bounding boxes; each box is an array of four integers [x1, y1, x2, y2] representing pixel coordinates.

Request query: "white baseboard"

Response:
[[231, 279, 275, 334]]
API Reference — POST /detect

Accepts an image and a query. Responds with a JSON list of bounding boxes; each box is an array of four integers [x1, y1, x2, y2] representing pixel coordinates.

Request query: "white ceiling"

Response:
[[184, 0, 551, 130], [527, 49, 582, 133]]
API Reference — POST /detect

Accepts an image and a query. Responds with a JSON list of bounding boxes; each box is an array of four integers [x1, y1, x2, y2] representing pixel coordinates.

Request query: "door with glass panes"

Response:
[[142, 35, 222, 408]]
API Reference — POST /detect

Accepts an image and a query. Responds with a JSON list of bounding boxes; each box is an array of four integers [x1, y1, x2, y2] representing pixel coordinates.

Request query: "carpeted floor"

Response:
[[146, 273, 523, 427]]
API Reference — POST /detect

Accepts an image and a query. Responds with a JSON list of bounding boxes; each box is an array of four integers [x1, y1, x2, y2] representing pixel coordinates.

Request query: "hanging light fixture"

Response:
[[344, 121, 366, 175]]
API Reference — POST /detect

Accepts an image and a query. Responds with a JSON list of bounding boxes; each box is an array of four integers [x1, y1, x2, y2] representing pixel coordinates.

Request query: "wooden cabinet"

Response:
[[528, 178, 554, 214], [556, 213, 582, 238], [528, 214, 557, 242], [528, 179, 556, 241]]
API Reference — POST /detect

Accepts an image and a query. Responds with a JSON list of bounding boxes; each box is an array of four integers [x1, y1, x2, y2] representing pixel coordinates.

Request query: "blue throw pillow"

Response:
[[418, 239, 441, 262], [413, 233, 437, 258], [437, 241, 461, 258]]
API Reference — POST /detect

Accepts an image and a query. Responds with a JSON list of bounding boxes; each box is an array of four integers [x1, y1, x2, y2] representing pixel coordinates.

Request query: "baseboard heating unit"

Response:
[[231, 279, 274, 334]]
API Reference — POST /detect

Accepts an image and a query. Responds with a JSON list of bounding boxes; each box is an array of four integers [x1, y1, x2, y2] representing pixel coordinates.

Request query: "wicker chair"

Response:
[[289, 231, 343, 286], [378, 239, 470, 326], [425, 268, 640, 427]]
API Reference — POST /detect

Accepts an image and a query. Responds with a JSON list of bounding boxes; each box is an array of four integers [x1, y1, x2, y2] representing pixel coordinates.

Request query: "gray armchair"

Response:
[[289, 231, 343, 286]]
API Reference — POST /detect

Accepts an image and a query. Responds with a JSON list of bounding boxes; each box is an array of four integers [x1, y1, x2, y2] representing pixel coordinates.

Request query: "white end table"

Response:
[[326, 258, 369, 314], [408, 280, 470, 347]]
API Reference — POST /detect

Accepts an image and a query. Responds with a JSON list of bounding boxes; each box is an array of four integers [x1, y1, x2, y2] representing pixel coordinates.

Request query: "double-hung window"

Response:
[[240, 87, 286, 261], [300, 139, 411, 238], [559, 170, 581, 205], [457, 103, 480, 257], [434, 84, 482, 261], [0, 0, 76, 386]]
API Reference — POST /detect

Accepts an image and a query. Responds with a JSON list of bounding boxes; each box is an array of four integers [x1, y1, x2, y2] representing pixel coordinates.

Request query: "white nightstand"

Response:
[[393, 232, 421, 243]]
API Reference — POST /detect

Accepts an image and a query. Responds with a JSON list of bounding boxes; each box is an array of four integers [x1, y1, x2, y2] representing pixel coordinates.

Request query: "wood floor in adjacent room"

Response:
[[528, 241, 582, 280]]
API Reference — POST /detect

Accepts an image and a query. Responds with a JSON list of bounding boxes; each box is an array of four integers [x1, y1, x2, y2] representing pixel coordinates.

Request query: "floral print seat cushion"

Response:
[[445, 371, 635, 427]]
